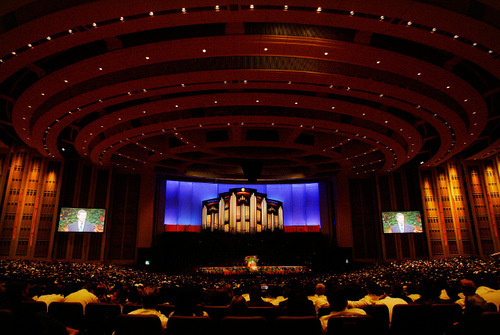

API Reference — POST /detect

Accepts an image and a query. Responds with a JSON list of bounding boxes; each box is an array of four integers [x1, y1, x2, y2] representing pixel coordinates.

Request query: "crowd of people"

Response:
[[0, 256, 498, 334]]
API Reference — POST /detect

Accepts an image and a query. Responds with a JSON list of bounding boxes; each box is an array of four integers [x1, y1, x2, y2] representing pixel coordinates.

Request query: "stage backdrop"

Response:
[[164, 180, 321, 231]]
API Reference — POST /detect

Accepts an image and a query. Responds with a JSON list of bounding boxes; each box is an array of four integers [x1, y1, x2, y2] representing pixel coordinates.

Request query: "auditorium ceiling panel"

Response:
[[0, 0, 498, 180]]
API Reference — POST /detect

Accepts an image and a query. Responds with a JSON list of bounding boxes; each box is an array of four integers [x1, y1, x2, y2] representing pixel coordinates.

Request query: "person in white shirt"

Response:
[[308, 283, 329, 315], [128, 286, 168, 330], [64, 284, 99, 310], [348, 282, 383, 309], [320, 287, 367, 334]]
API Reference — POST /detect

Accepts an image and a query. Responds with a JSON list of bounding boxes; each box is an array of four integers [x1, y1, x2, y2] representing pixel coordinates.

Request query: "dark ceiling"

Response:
[[0, 0, 499, 181]]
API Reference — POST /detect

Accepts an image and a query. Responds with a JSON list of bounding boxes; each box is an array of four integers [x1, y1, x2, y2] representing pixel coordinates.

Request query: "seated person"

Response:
[[348, 281, 383, 308], [278, 280, 315, 316], [128, 286, 168, 330], [247, 284, 274, 307], [64, 283, 99, 309], [228, 295, 249, 316], [374, 283, 409, 323], [309, 283, 329, 315], [320, 287, 366, 334], [169, 286, 208, 317]]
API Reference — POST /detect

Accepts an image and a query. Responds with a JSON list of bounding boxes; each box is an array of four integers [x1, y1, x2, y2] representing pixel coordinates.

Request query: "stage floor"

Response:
[[195, 265, 310, 275]]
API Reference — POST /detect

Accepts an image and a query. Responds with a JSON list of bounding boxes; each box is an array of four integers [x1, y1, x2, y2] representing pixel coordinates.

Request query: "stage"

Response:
[[195, 265, 310, 275]]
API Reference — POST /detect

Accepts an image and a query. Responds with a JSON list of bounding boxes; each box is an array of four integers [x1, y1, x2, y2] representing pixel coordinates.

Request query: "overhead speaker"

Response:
[[241, 159, 263, 182]]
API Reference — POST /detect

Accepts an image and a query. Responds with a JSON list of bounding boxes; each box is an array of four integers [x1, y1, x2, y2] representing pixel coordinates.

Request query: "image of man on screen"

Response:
[[390, 212, 414, 233], [67, 209, 95, 232]]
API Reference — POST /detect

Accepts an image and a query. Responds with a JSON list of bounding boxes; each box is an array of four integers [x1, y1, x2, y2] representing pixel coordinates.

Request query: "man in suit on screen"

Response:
[[390, 212, 414, 233], [67, 209, 96, 232]]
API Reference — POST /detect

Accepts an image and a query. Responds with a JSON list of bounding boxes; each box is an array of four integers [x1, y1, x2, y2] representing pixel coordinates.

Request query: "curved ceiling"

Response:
[[0, 0, 499, 181]]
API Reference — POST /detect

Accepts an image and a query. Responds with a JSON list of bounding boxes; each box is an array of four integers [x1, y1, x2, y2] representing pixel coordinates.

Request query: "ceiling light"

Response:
[[324, 52, 328, 55], [149, 11, 154, 16], [380, 16, 385, 20], [454, 35, 459, 39], [181, 8, 186, 13], [473, 42, 477, 46], [264, 47, 268, 51], [350, 11, 354, 15], [284, 5, 288, 10], [376, 60, 381, 64], [46, 36, 51, 40], [215, 5, 220, 10], [68, 29, 73, 33], [202, 49, 206, 53], [432, 28, 436, 32], [99, 67, 103, 71], [250, 4, 254, 9], [92, 22, 97, 27], [28, 43, 32, 48], [407, 21, 412, 26], [120, 17, 124, 21], [317, 7, 322, 12], [145, 56, 149, 60]]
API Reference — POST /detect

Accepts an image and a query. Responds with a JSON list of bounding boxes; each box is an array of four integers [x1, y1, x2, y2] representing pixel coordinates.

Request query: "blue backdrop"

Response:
[[164, 181, 321, 227]]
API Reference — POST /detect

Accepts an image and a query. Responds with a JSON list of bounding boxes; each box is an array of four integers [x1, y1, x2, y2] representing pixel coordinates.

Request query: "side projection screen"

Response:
[[382, 211, 423, 234], [58, 207, 106, 233]]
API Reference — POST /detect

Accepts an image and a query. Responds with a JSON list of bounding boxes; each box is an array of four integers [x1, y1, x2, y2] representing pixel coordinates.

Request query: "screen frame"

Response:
[[57, 206, 106, 233], [381, 210, 423, 234]]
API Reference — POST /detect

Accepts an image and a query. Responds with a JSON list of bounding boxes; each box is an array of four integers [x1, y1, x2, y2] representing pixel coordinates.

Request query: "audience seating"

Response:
[[363, 304, 389, 334], [390, 304, 427, 335], [48, 301, 85, 330], [247, 306, 278, 321], [85, 302, 122, 335], [19, 300, 48, 316], [166, 315, 214, 335], [326, 315, 374, 335], [220, 315, 270, 335], [274, 315, 322, 335], [0, 309, 15, 335], [477, 311, 500, 332], [156, 303, 176, 317], [114, 314, 163, 335], [121, 303, 143, 314], [318, 307, 332, 318], [203, 305, 229, 325], [427, 303, 462, 335]]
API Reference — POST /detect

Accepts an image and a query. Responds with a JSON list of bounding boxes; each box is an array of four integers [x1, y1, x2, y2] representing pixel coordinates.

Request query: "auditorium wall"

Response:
[[347, 156, 500, 261], [0, 146, 142, 263], [0, 145, 498, 263]]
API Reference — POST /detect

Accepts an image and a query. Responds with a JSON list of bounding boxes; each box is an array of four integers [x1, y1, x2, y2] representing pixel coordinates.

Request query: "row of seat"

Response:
[[10, 300, 500, 335]]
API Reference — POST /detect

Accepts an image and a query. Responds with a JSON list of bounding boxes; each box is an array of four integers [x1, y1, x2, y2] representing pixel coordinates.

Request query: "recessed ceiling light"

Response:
[[202, 49, 206, 53], [149, 11, 154, 16]]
